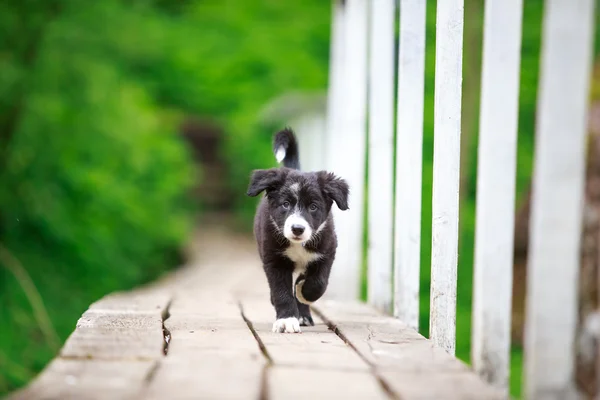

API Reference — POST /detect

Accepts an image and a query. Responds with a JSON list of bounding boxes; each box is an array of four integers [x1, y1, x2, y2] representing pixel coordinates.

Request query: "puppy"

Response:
[[247, 128, 349, 333]]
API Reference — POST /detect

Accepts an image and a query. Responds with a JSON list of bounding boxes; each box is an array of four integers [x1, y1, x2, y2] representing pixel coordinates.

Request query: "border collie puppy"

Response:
[[247, 128, 349, 333]]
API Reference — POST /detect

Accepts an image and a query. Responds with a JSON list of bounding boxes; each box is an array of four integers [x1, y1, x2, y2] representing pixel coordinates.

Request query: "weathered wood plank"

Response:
[[269, 367, 389, 400], [56, 288, 171, 361], [429, 0, 465, 356], [471, 0, 523, 393], [241, 297, 369, 371], [314, 301, 462, 371], [524, 0, 596, 398], [7, 359, 156, 400], [394, 0, 427, 331], [237, 267, 388, 399], [143, 355, 264, 400], [367, 0, 395, 314], [87, 289, 171, 313], [60, 311, 166, 360], [8, 288, 171, 399], [377, 370, 503, 400], [313, 300, 504, 400], [143, 260, 266, 399]]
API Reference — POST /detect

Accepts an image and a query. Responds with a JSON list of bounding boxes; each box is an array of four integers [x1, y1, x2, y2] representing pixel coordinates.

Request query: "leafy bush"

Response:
[[0, 0, 197, 392]]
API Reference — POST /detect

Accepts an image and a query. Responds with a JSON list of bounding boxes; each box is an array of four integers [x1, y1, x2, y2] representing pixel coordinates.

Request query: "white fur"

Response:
[[315, 220, 327, 234], [284, 243, 323, 268], [284, 243, 323, 303], [298, 316, 311, 326], [272, 317, 301, 333], [283, 212, 312, 242], [290, 182, 300, 192], [270, 215, 283, 234], [295, 279, 312, 305], [275, 146, 286, 163]]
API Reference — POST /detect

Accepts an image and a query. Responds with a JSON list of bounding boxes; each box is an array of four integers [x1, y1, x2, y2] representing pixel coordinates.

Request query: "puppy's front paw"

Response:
[[272, 317, 301, 333], [298, 315, 314, 326]]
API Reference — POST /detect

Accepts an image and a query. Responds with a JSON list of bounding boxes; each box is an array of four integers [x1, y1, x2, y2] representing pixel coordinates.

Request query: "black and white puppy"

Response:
[[247, 128, 349, 333]]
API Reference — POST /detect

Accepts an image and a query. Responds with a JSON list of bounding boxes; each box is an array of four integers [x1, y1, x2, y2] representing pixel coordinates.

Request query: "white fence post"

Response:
[[325, 0, 346, 169], [524, 0, 595, 398], [326, 0, 368, 301], [367, 0, 395, 313], [296, 113, 327, 172], [324, 0, 346, 299], [394, 0, 427, 330], [471, 0, 523, 393], [429, 0, 464, 356]]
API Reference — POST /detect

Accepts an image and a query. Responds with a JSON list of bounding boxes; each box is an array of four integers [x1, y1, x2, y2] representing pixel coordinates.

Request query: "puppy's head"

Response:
[[247, 168, 349, 244]]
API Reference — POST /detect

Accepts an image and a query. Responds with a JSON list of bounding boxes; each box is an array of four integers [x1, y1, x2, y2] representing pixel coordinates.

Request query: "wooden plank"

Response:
[[87, 289, 171, 313], [144, 259, 267, 399], [7, 359, 156, 400], [60, 311, 166, 360], [314, 300, 463, 371], [143, 356, 264, 400], [524, 0, 596, 398], [240, 297, 369, 371], [393, 0, 427, 330], [429, 0, 464, 356], [237, 270, 388, 399], [144, 318, 264, 400], [327, 0, 368, 301], [9, 288, 171, 399], [59, 288, 170, 361], [470, 0, 523, 393], [269, 368, 389, 400], [377, 370, 503, 400], [313, 300, 504, 400], [367, 0, 395, 314]]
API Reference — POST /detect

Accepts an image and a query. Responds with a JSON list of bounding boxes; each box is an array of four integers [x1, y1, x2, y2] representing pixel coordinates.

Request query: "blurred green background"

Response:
[[0, 0, 598, 398]]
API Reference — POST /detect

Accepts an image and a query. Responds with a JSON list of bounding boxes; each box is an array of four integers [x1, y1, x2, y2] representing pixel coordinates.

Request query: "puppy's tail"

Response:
[[273, 128, 300, 170]]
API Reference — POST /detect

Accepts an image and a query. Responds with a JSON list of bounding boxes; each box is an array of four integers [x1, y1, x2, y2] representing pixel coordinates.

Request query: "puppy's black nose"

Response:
[[291, 225, 305, 236]]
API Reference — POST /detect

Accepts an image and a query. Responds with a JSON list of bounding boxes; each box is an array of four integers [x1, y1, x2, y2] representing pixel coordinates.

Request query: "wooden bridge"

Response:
[[7, 224, 503, 400], [7, 0, 598, 399]]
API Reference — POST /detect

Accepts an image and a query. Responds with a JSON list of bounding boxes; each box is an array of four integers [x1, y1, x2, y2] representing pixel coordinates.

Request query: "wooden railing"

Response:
[[295, 0, 597, 398]]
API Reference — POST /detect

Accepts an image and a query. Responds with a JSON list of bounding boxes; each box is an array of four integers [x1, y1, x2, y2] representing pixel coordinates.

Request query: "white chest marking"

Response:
[[283, 243, 323, 285]]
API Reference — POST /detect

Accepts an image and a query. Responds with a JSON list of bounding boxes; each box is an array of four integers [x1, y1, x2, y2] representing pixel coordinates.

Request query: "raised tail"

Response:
[[273, 128, 300, 170]]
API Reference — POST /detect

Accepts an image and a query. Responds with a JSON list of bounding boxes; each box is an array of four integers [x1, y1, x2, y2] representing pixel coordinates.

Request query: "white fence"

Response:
[[298, 0, 597, 398]]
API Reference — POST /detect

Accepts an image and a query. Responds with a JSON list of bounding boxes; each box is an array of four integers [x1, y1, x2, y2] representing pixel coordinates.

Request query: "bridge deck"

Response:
[[8, 225, 503, 400]]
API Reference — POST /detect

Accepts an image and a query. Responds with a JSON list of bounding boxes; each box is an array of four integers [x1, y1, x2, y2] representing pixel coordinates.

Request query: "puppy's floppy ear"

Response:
[[318, 171, 350, 211], [247, 168, 285, 197]]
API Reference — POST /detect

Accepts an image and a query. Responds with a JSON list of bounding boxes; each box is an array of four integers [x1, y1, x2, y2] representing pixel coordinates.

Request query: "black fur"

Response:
[[273, 127, 300, 170], [247, 128, 349, 332]]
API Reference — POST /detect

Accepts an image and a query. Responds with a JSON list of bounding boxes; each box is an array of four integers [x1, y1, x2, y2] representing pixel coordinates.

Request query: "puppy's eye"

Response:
[[309, 203, 318, 211], [282, 201, 291, 209]]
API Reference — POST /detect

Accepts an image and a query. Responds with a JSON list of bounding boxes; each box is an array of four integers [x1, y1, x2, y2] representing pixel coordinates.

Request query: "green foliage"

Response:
[[0, 0, 199, 393]]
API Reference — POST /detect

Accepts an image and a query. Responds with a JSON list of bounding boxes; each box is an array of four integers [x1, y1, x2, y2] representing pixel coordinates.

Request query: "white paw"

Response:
[[295, 279, 312, 305], [272, 317, 301, 333]]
